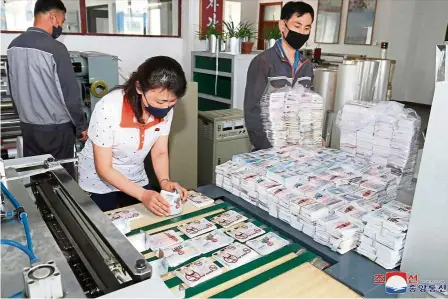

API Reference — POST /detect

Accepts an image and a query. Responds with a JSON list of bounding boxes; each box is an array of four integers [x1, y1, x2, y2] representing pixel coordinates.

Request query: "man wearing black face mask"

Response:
[[7, 0, 88, 178], [244, 1, 315, 151]]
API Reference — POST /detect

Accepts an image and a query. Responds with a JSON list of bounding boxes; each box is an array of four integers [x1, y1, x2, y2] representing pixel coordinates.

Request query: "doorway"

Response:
[[86, 4, 109, 33], [257, 2, 282, 50]]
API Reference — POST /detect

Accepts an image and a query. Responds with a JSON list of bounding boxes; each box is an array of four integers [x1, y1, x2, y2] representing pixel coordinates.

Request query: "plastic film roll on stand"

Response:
[[90, 80, 109, 98]]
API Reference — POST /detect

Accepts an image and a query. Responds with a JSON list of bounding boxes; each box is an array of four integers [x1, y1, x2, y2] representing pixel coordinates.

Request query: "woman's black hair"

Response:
[[118, 56, 187, 124]]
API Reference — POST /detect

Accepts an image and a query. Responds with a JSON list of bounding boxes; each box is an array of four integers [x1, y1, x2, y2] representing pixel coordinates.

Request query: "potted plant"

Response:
[[238, 21, 257, 54], [197, 24, 222, 53], [264, 25, 281, 49], [223, 20, 240, 54]]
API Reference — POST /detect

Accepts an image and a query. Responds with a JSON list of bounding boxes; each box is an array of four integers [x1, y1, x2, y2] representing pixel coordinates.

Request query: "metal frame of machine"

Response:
[[1, 55, 21, 160], [70, 51, 119, 120], [0, 156, 175, 298]]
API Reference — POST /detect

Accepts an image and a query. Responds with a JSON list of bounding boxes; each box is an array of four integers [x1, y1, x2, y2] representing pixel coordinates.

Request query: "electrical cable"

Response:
[[0, 239, 38, 263]]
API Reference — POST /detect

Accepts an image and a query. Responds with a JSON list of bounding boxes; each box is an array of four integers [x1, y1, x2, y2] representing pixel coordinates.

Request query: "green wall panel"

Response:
[[195, 56, 232, 73], [193, 73, 232, 99]]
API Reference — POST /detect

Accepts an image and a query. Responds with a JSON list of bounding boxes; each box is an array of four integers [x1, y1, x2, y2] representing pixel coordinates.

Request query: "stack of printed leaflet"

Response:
[[372, 114, 395, 166], [246, 232, 290, 256], [224, 222, 266, 243], [357, 200, 411, 269], [211, 210, 247, 228], [161, 240, 201, 268], [215, 161, 247, 192], [186, 190, 214, 208], [107, 208, 142, 234], [177, 218, 217, 238], [212, 242, 260, 270], [337, 101, 421, 192], [388, 112, 421, 191], [145, 230, 184, 251], [261, 91, 288, 147], [314, 213, 362, 254], [190, 230, 234, 254], [338, 102, 374, 155], [213, 145, 415, 259], [175, 257, 223, 287], [298, 201, 330, 237], [260, 83, 324, 147]]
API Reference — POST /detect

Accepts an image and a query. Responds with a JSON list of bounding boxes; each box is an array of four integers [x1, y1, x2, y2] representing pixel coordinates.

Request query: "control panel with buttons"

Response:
[[215, 118, 248, 140]]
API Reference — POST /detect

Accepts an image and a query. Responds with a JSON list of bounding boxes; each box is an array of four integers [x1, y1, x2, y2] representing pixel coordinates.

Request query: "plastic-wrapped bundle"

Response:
[[388, 109, 421, 190], [260, 77, 325, 147], [336, 101, 421, 191]]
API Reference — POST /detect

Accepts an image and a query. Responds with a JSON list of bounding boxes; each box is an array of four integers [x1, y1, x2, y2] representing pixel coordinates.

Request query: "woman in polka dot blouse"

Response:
[[78, 56, 188, 215]]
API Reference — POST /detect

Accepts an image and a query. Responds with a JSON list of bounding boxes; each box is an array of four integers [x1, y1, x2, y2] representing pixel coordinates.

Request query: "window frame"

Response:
[[0, 0, 182, 38]]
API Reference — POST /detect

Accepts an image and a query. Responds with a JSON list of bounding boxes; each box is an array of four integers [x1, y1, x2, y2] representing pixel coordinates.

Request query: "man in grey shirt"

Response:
[[244, 1, 315, 151], [7, 0, 87, 177]]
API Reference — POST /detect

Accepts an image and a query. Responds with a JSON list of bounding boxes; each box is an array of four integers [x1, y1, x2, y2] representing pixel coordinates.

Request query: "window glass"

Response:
[[263, 5, 281, 21], [85, 0, 179, 36], [0, 0, 180, 36], [1, 0, 81, 32]]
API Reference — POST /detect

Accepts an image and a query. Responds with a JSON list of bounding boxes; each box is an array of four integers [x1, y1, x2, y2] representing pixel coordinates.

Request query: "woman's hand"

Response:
[[160, 180, 188, 201], [140, 190, 170, 216]]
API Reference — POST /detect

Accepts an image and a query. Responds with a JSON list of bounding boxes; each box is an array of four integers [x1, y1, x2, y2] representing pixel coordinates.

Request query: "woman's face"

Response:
[[139, 87, 178, 109]]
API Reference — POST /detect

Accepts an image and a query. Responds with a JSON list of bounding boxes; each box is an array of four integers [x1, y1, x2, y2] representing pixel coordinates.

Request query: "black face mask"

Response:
[[52, 25, 63, 39], [142, 94, 174, 119], [283, 24, 309, 50], [145, 103, 173, 119]]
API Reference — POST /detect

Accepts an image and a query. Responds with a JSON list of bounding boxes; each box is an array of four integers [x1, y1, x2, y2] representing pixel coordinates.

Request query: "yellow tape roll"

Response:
[[90, 80, 109, 98]]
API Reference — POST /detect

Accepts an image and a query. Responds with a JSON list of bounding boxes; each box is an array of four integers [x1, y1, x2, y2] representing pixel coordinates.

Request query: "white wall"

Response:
[[401, 0, 448, 105]]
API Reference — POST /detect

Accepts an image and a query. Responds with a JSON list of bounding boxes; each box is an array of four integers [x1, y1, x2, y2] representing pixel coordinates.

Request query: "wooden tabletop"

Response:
[[237, 262, 361, 298]]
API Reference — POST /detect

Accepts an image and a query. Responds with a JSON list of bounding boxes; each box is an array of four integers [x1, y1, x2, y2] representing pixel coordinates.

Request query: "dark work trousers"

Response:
[[20, 122, 76, 178], [89, 184, 154, 212]]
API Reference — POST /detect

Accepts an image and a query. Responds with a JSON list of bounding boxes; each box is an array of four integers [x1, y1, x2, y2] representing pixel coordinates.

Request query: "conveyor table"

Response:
[[108, 186, 388, 298]]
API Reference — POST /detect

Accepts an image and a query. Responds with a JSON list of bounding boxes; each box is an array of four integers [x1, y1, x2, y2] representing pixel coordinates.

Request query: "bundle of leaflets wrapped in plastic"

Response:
[[260, 77, 324, 148], [357, 200, 411, 269], [337, 101, 421, 191], [215, 145, 412, 260]]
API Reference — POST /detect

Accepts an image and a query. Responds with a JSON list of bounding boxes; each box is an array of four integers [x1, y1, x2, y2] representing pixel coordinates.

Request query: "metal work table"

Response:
[[1, 168, 85, 298], [198, 184, 397, 298]]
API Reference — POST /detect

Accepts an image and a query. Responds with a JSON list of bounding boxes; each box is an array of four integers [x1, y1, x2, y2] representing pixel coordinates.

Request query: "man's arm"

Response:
[[53, 44, 88, 135], [244, 57, 272, 151]]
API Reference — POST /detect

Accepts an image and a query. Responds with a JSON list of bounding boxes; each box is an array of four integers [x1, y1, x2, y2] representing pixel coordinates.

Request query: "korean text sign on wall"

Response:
[[200, 0, 224, 30]]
